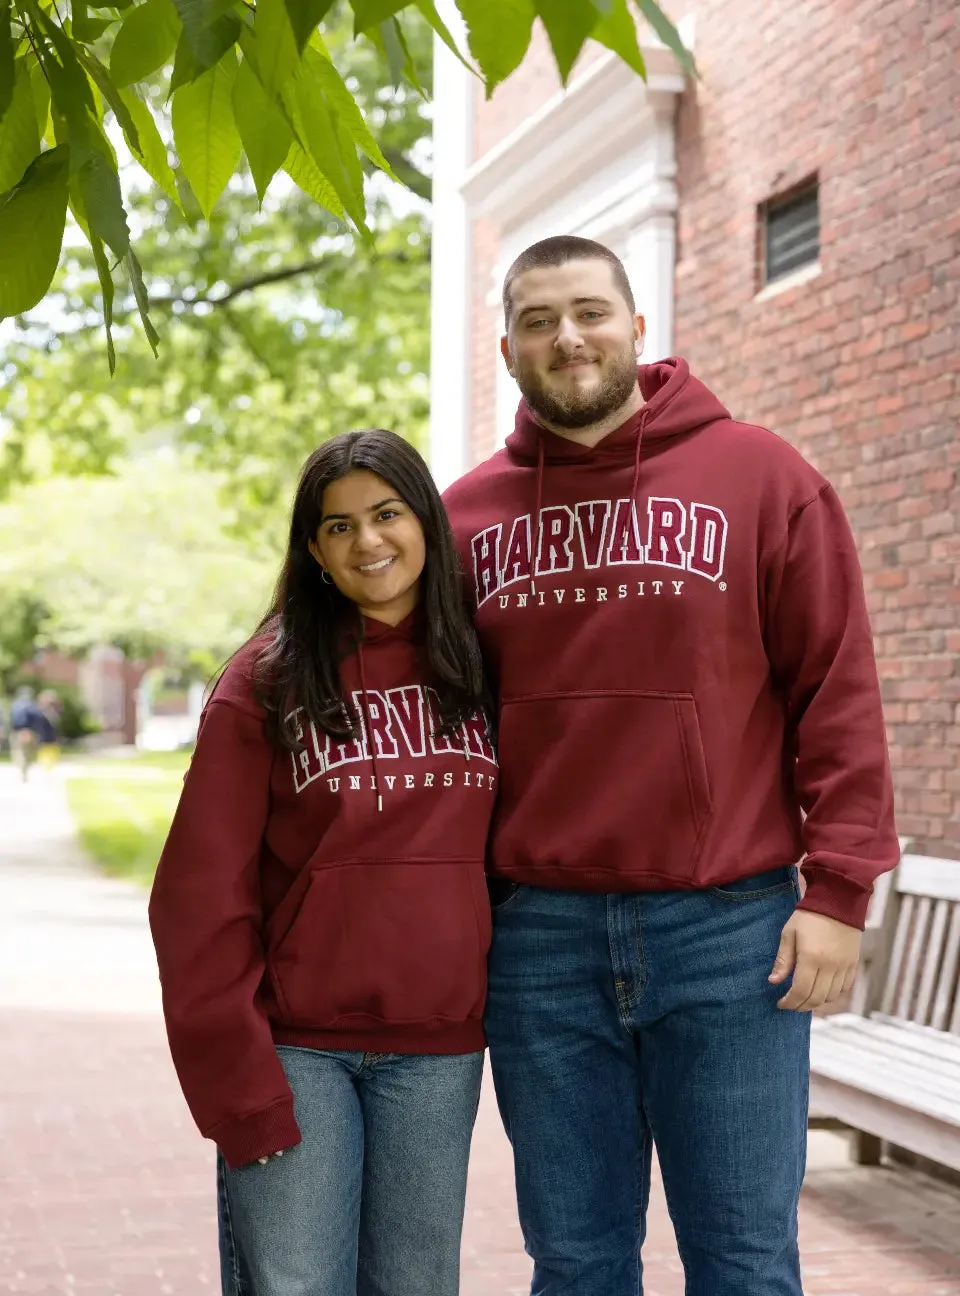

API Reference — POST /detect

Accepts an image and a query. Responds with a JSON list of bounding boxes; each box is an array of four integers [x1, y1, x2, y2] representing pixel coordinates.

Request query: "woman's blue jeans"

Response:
[[218, 1045, 484, 1296]]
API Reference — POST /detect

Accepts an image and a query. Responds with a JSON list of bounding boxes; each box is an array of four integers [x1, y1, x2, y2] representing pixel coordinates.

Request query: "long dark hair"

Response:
[[252, 429, 486, 749]]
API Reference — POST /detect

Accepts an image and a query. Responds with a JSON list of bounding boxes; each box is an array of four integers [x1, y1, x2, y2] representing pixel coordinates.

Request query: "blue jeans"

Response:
[[218, 1046, 484, 1296], [485, 868, 811, 1296]]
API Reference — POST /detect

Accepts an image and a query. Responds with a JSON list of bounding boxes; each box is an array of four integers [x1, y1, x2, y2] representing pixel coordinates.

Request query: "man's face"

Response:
[[501, 259, 644, 429]]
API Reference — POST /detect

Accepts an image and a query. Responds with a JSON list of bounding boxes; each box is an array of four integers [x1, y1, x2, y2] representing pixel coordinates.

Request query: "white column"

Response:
[[428, 4, 473, 490], [624, 211, 676, 363]]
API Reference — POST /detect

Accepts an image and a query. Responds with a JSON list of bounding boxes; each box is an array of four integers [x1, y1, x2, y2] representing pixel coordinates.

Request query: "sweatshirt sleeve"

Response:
[[761, 484, 899, 930], [148, 698, 301, 1168]]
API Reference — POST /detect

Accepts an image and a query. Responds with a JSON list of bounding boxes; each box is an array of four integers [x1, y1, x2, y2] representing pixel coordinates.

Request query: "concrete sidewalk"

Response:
[[1, 762, 959, 1294]]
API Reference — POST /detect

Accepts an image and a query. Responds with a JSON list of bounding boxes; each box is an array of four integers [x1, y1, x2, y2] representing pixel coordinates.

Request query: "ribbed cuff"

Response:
[[796, 867, 873, 931], [211, 1098, 302, 1170]]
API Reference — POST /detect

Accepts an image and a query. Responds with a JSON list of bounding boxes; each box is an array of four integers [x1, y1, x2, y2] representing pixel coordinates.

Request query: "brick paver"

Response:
[[1, 764, 959, 1295]]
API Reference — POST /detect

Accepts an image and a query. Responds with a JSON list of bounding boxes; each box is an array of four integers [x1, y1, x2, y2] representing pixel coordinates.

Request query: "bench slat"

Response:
[[931, 904, 960, 1032], [811, 1037, 960, 1107], [915, 899, 949, 1026], [897, 855, 960, 903], [810, 1038, 960, 1123], [881, 894, 915, 1015], [895, 895, 932, 1020]]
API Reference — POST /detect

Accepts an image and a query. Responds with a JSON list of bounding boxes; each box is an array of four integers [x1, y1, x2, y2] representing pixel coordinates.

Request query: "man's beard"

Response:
[[512, 346, 639, 429]]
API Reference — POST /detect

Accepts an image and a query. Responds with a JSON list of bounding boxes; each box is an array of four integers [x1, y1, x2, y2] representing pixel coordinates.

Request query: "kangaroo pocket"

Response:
[[495, 691, 712, 883], [267, 861, 490, 1029]]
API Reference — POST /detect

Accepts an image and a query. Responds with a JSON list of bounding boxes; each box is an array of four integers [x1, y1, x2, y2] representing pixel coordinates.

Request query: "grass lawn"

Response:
[[65, 749, 191, 886]]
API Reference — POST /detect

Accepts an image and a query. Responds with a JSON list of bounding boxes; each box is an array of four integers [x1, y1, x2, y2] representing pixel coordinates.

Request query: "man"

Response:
[[442, 235, 898, 1296], [9, 685, 56, 781]]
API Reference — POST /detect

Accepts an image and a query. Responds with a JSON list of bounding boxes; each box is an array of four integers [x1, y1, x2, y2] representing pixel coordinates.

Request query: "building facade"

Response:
[[429, 0, 960, 855]]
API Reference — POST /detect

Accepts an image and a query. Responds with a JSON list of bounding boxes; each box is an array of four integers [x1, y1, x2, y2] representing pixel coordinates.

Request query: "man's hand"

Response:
[[769, 910, 862, 1011]]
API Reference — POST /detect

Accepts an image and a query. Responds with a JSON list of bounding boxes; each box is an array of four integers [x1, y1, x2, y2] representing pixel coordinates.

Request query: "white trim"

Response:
[[754, 261, 822, 302], [427, 2, 473, 491], [461, 47, 686, 229]]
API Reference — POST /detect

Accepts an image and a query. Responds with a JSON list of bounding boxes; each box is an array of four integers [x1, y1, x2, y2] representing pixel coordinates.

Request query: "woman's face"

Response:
[[309, 470, 427, 626]]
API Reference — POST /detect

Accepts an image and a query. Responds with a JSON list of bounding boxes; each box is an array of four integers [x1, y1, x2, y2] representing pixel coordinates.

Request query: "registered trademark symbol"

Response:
[[718, 582, 727, 591]]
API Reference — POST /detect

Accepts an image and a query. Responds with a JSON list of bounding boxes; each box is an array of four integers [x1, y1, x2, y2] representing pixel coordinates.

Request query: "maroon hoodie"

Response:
[[443, 358, 897, 931], [148, 614, 496, 1168]]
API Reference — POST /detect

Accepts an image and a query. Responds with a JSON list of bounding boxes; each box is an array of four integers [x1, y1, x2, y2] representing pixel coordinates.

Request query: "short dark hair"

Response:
[[251, 429, 486, 749], [502, 235, 636, 326]]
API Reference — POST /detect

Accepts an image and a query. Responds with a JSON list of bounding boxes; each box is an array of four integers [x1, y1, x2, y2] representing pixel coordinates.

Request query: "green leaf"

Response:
[[286, 61, 367, 235], [110, 0, 181, 88], [591, 0, 644, 76], [22, 0, 96, 135], [125, 247, 160, 356], [306, 44, 395, 179], [0, 0, 15, 123], [28, 60, 51, 137], [389, 15, 428, 95], [89, 231, 116, 375], [76, 146, 130, 258], [170, 0, 241, 78], [350, 0, 404, 34], [532, 0, 599, 84], [171, 50, 242, 218], [76, 47, 142, 154], [71, 0, 117, 41], [457, 0, 534, 96], [282, 0, 335, 52], [0, 144, 70, 319], [283, 137, 343, 218], [373, 17, 404, 88], [414, 0, 474, 75], [632, 0, 696, 77], [119, 87, 183, 210], [255, 0, 299, 94], [0, 61, 41, 192], [232, 54, 291, 202]]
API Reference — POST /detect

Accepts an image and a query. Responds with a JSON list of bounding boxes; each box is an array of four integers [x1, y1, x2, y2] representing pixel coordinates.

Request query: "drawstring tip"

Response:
[[377, 794, 383, 812]]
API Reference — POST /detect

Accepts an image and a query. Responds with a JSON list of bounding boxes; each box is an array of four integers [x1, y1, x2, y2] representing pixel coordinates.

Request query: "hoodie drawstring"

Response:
[[356, 640, 383, 812], [530, 434, 545, 596], [630, 410, 647, 517]]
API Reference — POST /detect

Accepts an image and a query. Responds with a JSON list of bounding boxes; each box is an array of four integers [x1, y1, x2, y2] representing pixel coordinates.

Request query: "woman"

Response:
[[149, 430, 497, 1296]]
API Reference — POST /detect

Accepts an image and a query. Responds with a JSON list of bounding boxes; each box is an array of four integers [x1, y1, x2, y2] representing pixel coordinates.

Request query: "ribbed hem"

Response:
[[271, 1017, 486, 1056], [211, 1098, 301, 1170], [796, 868, 873, 931]]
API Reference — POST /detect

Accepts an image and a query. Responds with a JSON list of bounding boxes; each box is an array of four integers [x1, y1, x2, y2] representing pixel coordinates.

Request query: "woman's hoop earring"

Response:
[[320, 568, 333, 585]]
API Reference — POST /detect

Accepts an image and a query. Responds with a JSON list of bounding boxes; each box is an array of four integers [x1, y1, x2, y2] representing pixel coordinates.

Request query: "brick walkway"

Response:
[[1, 764, 959, 1295]]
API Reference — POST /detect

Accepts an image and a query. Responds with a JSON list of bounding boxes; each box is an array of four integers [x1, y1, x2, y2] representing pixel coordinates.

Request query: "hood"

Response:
[[504, 357, 731, 465]]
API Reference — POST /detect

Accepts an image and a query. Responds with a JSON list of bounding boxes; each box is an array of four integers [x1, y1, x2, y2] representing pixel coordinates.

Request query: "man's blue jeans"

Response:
[[218, 1046, 484, 1296], [485, 867, 811, 1296]]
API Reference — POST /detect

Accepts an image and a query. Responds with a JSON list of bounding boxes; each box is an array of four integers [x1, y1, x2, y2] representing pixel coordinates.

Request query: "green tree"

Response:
[[0, 0, 692, 362], [0, 456, 280, 665], [1, 3, 432, 506]]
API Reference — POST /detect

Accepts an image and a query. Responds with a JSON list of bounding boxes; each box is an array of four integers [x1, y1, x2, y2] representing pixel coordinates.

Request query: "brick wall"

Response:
[[671, 0, 960, 854], [466, 2, 960, 853]]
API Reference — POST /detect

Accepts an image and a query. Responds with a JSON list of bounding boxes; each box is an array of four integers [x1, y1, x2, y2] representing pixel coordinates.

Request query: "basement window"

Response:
[[761, 182, 820, 286]]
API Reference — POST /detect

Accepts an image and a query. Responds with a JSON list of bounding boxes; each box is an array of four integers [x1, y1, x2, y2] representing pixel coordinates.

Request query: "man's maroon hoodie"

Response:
[[148, 615, 496, 1168], [443, 357, 898, 930]]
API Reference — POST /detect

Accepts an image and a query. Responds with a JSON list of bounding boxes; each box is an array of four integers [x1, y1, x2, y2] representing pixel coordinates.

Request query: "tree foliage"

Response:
[[1, 3, 432, 509], [0, 456, 280, 666], [0, 0, 691, 361]]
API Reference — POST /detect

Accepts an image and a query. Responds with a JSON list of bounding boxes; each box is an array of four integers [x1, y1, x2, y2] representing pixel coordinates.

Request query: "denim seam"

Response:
[[217, 1156, 246, 1296]]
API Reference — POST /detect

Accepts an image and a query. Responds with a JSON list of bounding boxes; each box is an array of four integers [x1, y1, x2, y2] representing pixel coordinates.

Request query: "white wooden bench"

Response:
[[809, 852, 960, 1170]]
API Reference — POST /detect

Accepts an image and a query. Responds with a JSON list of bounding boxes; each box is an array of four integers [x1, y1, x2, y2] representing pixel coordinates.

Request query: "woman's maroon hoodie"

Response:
[[148, 614, 496, 1168], [442, 357, 898, 931]]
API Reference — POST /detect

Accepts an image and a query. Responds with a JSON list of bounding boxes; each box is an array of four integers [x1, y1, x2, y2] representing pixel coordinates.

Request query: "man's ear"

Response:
[[500, 333, 515, 377], [634, 314, 646, 357]]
